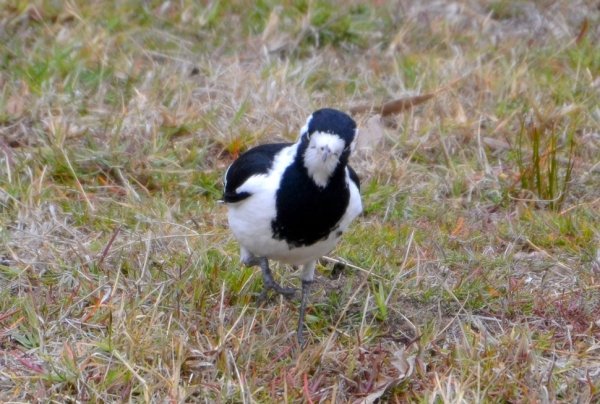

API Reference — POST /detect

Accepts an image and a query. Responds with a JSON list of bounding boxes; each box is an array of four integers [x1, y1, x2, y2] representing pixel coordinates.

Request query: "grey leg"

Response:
[[297, 261, 317, 348], [297, 279, 312, 348]]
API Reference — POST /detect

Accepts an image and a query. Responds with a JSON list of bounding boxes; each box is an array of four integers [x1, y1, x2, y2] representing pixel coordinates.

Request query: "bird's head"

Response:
[[299, 108, 357, 188]]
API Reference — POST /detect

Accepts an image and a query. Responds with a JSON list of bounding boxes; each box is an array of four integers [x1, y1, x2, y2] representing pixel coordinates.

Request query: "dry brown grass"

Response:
[[1, 0, 600, 402]]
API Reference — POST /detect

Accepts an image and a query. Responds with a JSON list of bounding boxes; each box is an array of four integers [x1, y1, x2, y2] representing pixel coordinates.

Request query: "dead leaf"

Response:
[[6, 94, 24, 118], [349, 93, 435, 117], [390, 346, 415, 378], [349, 77, 463, 118], [355, 379, 400, 404], [355, 114, 385, 151], [353, 346, 415, 404], [455, 100, 467, 123]]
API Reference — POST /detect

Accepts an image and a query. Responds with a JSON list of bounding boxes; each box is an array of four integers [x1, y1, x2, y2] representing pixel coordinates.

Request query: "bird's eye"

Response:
[[305, 132, 311, 140]]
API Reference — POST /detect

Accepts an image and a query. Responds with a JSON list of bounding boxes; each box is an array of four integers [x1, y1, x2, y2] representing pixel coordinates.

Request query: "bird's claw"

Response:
[[256, 282, 298, 306], [273, 285, 298, 300]]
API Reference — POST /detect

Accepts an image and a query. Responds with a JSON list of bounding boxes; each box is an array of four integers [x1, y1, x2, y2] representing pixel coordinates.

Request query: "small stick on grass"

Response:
[[98, 225, 121, 269]]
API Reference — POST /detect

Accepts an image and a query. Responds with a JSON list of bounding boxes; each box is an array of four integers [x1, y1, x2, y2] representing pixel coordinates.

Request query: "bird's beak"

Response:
[[321, 145, 331, 162]]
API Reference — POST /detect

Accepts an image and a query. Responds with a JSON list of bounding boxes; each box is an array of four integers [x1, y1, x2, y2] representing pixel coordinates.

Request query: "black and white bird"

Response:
[[222, 108, 362, 346]]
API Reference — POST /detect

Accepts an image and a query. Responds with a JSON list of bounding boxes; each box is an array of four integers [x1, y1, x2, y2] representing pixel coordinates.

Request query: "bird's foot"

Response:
[[257, 280, 298, 306], [253, 256, 298, 305], [270, 282, 298, 300]]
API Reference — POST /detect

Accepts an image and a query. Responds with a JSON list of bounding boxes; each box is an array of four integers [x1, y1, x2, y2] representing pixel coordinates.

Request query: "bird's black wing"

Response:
[[222, 143, 292, 203], [347, 165, 360, 191]]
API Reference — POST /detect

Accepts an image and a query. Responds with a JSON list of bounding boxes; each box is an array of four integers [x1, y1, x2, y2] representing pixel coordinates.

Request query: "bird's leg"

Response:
[[297, 261, 316, 348], [297, 279, 312, 348], [240, 248, 296, 303]]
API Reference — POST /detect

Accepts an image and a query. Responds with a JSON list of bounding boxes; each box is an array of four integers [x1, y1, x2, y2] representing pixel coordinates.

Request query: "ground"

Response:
[[1, 0, 600, 402]]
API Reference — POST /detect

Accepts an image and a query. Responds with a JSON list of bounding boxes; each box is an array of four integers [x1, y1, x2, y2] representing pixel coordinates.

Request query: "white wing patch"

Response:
[[345, 166, 362, 221]]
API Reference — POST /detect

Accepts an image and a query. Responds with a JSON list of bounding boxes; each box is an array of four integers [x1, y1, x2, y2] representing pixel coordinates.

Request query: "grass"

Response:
[[1, 0, 600, 402]]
